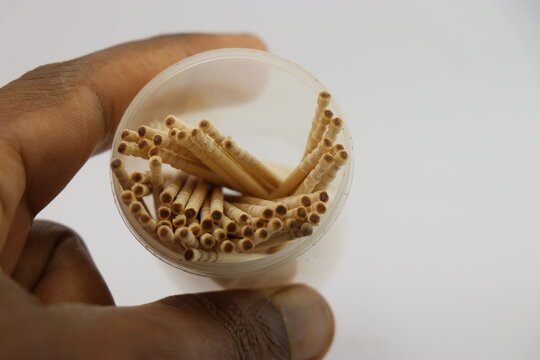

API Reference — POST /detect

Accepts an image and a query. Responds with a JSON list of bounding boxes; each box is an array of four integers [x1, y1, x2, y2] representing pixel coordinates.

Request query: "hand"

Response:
[[0, 34, 334, 359]]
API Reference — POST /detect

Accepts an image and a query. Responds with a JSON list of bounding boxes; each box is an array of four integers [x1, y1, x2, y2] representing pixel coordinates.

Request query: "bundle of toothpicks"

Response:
[[111, 91, 349, 263]]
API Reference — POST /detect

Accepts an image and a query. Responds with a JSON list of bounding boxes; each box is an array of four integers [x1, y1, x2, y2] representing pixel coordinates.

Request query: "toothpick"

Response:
[[303, 91, 332, 158], [187, 218, 202, 238], [200, 233, 216, 250], [137, 125, 167, 140], [231, 202, 274, 220], [267, 218, 284, 236], [308, 190, 330, 203], [315, 150, 349, 191], [129, 201, 155, 231], [237, 238, 255, 252], [286, 206, 308, 220], [184, 248, 218, 262], [149, 155, 164, 211], [274, 194, 312, 208], [210, 186, 224, 221], [237, 225, 254, 238], [331, 143, 345, 156], [310, 201, 327, 215], [227, 195, 288, 217], [220, 240, 236, 254], [157, 225, 175, 245], [222, 137, 281, 190], [251, 217, 266, 229], [158, 205, 172, 220], [200, 196, 214, 231], [271, 137, 333, 198], [176, 129, 237, 189], [212, 228, 227, 243], [293, 154, 334, 195], [130, 171, 151, 184], [284, 218, 300, 231], [184, 180, 211, 219], [191, 129, 268, 198], [305, 109, 333, 157], [139, 213, 157, 233], [307, 212, 321, 225], [164, 115, 187, 130], [111, 158, 133, 191], [157, 220, 172, 230], [137, 138, 152, 154], [219, 214, 238, 234], [132, 183, 152, 198], [121, 129, 139, 142], [175, 227, 199, 249], [120, 190, 136, 206], [159, 172, 187, 205], [117, 141, 149, 159], [223, 201, 251, 225], [256, 223, 313, 251], [150, 147, 226, 186], [253, 228, 270, 246], [171, 176, 197, 215], [172, 214, 187, 228], [199, 119, 227, 144], [324, 117, 344, 143]]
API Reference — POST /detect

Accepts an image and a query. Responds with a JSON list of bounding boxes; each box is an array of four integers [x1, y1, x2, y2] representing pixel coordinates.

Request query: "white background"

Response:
[[2, 1, 540, 359]]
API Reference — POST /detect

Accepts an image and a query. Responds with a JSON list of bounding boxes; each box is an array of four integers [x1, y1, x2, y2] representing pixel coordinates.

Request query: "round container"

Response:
[[110, 48, 353, 281]]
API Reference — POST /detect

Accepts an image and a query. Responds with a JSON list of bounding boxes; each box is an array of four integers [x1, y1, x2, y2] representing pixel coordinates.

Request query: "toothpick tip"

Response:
[[137, 126, 147, 137], [323, 109, 333, 119], [152, 134, 163, 145], [319, 91, 331, 99], [319, 191, 330, 203], [184, 248, 196, 261], [199, 119, 210, 129], [110, 158, 122, 169], [117, 142, 127, 154]]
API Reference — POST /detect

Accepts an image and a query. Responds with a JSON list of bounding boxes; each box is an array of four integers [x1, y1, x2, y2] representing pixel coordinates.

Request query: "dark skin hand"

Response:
[[0, 34, 334, 359]]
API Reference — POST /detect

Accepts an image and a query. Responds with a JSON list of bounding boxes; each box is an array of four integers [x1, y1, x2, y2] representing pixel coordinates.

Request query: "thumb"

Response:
[[110, 284, 334, 360]]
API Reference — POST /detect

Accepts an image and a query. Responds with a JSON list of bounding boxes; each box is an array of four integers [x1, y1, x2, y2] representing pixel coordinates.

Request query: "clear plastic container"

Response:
[[110, 48, 353, 285]]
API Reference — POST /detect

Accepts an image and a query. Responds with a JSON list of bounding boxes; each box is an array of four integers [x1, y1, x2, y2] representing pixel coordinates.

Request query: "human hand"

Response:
[[0, 34, 334, 359]]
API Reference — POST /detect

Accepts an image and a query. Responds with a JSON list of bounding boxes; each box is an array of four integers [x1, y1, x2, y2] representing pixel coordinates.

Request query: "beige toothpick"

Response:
[[303, 91, 332, 157], [191, 129, 268, 198], [227, 195, 288, 217], [222, 137, 281, 190], [223, 201, 251, 225], [271, 137, 332, 198], [184, 180, 211, 219], [121, 129, 139, 142], [294, 154, 334, 195], [324, 117, 344, 143], [159, 172, 187, 205], [171, 176, 198, 215], [256, 223, 313, 251], [210, 186, 224, 221], [110, 158, 133, 190], [231, 202, 274, 220], [175, 227, 199, 249], [120, 190, 136, 206], [315, 150, 349, 191], [200, 196, 214, 231], [198, 119, 228, 144]]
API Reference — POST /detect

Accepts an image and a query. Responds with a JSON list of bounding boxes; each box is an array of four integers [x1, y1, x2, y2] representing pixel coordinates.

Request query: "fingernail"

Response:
[[271, 285, 334, 360]]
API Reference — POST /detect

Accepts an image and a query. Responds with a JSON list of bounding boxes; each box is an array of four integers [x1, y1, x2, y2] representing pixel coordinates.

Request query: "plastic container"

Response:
[[110, 48, 353, 284]]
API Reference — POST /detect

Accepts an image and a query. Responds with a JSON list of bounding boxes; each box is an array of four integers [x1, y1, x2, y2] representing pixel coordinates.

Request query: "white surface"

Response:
[[1, 1, 540, 359]]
